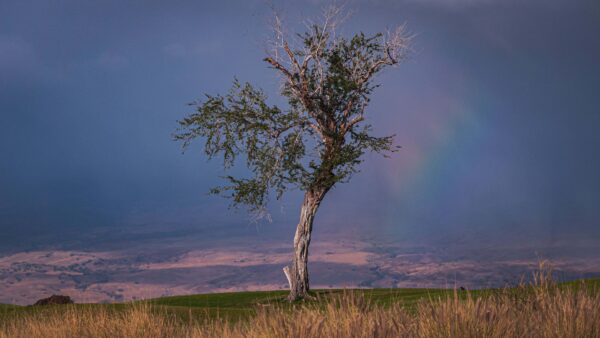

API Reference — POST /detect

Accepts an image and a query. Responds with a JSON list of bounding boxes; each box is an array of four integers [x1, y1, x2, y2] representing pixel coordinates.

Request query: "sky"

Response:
[[1, 0, 599, 253]]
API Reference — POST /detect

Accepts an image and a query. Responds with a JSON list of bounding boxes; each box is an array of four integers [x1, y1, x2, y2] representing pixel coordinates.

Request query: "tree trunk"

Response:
[[284, 187, 327, 301]]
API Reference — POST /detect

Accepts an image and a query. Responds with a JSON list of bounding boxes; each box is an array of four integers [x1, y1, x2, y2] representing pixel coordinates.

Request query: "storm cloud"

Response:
[[1, 0, 599, 253]]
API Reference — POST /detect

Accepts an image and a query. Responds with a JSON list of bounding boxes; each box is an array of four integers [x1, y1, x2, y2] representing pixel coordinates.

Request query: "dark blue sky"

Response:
[[1, 0, 599, 251]]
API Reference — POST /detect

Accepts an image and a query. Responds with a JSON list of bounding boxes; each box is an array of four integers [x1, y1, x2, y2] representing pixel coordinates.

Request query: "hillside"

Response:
[[0, 278, 598, 337], [1, 278, 598, 321]]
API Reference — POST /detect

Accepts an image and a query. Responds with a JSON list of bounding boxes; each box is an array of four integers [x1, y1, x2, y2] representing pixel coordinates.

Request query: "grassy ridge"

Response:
[[1, 288, 454, 322], [0, 277, 598, 337], [0, 304, 19, 311], [1, 278, 598, 321]]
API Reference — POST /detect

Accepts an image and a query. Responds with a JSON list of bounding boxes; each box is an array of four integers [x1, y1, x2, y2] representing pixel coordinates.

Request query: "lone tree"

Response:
[[175, 8, 410, 301]]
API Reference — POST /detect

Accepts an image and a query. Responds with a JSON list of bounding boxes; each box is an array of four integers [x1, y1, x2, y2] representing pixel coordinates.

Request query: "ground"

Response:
[[1, 278, 598, 322]]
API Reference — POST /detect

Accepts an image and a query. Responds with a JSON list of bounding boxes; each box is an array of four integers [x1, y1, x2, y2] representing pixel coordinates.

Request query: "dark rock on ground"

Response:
[[33, 295, 74, 306]]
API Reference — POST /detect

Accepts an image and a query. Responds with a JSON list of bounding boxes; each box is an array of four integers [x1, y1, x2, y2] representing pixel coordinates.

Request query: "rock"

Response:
[[33, 295, 74, 306]]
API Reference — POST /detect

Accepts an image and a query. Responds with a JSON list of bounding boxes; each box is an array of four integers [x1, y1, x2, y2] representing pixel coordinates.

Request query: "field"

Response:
[[0, 276, 599, 337]]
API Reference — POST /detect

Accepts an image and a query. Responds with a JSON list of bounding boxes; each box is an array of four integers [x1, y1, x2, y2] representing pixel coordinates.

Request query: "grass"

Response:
[[0, 304, 19, 311], [0, 287, 473, 322], [146, 287, 459, 319], [0, 289, 449, 326], [1, 275, 599, 337]]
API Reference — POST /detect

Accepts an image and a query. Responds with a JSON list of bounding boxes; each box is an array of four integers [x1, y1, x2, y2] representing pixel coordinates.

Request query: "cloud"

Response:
[[95, 52, 129, 70], [163, 43, 188, 58], [0, 36, 60, 87], [398, 0, 575, 10], [0, 36, 38, 75], [162, 41, 223, 58], [410, 0, 492, 5]]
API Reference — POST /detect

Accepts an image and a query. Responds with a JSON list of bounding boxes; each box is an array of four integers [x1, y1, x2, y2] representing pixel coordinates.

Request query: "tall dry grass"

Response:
[[0, 303, 186, 338], [1, 274, 598, 337]]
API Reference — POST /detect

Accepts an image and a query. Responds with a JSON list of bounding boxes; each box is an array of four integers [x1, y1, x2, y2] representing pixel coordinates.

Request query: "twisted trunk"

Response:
[[284, 187, 328, 301]]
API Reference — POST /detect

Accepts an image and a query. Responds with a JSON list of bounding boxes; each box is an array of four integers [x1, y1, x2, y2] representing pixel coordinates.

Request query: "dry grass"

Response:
[[1, 273, 599, 337]]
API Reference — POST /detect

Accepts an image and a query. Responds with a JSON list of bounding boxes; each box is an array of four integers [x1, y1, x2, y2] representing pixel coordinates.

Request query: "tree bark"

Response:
[[285, 187, 327, 301]]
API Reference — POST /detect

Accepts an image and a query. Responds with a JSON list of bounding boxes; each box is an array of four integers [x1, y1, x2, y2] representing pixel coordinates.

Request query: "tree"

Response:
[[174, 7, 411, 301]]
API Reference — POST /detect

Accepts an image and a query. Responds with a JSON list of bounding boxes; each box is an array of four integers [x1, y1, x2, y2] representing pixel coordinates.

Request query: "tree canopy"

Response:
[[174, 10, 410, 216]]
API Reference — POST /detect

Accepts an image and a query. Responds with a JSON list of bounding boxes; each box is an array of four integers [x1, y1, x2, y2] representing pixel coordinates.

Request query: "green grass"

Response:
[[145, 288, 457, 320], [0, 304, 20, 311], [148, 277, 600, 316], [559, 277, 600, 289], [0, 288, 454, 322], [1, 278, 598, 322]]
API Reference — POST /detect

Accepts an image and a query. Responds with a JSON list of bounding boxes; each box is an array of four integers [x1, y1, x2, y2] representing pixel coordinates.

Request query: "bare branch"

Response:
[[264, 56, 294, 80], [357, 25, 412, 86], [341, 115, 364, 135], [385, 25, 413, 64], [283, 41, 301, 73]]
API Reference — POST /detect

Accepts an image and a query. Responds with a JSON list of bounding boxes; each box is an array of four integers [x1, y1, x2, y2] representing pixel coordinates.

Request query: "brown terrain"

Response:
[[1, 236, 599, 305]]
